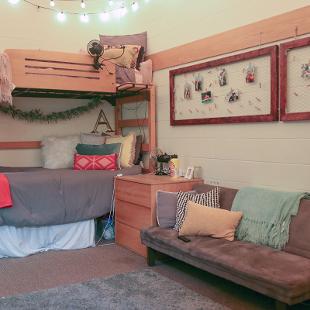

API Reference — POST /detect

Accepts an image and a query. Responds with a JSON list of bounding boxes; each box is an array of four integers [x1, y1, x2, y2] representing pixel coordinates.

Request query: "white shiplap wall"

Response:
[[1, 0, 310, 190], [145, 1, 310, 191], [155, 52, 310, 191]]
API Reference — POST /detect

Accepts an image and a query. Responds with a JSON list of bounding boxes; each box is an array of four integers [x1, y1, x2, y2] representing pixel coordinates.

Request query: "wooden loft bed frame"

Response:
[[0, 50, 156, 171]]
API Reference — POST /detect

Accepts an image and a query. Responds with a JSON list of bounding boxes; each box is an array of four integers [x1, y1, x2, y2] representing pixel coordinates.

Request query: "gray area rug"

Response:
[[0, 269, 229, 310]]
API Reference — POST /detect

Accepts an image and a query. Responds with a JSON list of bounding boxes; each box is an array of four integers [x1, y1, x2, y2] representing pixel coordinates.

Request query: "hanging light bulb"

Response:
[[112, 7, 121, 19], [50, 0, 55, 7], [80, 0, 85, 9], [80, 13, 89, 23], [8, 0, 20, 4], [131, 1, 139, 12], [100, 11, 110, 22], [108, 0, 113, 6], [57, 11, 66, 22], [120, 5, 127, 17]]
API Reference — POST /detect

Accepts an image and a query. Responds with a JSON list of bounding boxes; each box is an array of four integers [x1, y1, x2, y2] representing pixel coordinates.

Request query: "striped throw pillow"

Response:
[[174, 187, 220, 231]]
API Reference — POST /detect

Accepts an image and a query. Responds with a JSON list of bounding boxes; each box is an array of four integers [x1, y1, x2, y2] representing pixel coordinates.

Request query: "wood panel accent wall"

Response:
[[0, 141, 41, 150], [148, 6, 310, 72]]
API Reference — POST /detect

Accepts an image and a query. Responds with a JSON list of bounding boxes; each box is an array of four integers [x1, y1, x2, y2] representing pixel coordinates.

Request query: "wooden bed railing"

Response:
[[5, 49, 116, 95], [0, 141, 41, 150]]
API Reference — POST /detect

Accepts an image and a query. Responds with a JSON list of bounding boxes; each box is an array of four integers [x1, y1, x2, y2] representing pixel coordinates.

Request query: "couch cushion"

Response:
[[285, 198, 310, 259], [141, 227, 310, 304]]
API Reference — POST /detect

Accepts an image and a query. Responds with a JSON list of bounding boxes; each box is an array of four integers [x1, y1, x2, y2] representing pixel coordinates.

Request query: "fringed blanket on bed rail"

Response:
[[0, 52, 15, 105]]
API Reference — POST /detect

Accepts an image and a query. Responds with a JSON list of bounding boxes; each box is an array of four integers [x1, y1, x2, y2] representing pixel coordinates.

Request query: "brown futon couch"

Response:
[[140, 184, 310, 310]]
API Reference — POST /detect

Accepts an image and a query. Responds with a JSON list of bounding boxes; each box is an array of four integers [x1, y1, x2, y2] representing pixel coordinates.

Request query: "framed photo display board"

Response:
[[169, 46, 278, 125], [280, 37, 310, 121]]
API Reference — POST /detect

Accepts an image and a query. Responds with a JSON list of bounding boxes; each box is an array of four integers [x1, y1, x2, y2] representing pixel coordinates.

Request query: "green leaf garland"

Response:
[[0, 97, 102, 123]]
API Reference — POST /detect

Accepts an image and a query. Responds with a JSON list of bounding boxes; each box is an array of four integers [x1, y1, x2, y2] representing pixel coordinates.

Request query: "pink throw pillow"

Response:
[[74, 154, 117, 171]]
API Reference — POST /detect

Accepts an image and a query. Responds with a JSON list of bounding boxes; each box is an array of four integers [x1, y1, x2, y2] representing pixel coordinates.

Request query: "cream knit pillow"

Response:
[[41, 135, 80, 169], [105, 132, 136, 168]]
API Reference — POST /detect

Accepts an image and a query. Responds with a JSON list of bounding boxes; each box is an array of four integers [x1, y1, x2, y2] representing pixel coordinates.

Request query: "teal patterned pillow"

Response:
[[76, 143, 121, 156]]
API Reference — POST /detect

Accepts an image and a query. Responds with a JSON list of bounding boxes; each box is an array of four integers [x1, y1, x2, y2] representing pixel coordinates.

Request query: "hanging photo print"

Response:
[[301, 63, 310, 79], [245, 63, 256, 83], [201, 91, 213, 104], [184, 82, 192, 99], [218, 68, 227, 86], [194, 74, 203, 91], [226, 89, 240, 102]]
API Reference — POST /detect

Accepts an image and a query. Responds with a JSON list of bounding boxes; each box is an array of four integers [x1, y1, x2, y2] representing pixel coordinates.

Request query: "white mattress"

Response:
[[0, 220, 95, 258]]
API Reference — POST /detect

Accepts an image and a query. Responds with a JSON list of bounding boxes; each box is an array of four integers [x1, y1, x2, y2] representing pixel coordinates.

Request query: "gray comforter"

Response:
[[0, 166, 141, 227]]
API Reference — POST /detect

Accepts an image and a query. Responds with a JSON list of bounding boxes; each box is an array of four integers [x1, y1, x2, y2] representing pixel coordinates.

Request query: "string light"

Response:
[[131, 1, 139, 12], [80, 13, 89, 23], [99, 11, 110, 22], [7, 0, 152, 23], [57, 11, 66, 22], [120, 5, 127, 17], [8, 0, 20, 4]]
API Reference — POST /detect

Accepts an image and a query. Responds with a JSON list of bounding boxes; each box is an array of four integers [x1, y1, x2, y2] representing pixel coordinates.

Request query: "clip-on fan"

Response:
[[87, 40, 125, 75]]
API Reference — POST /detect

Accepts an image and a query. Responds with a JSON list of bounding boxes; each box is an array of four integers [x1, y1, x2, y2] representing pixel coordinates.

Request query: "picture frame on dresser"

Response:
[[280, 37, 310, 121], [169, 45, 279, 125], [184, 166, 194, 179]]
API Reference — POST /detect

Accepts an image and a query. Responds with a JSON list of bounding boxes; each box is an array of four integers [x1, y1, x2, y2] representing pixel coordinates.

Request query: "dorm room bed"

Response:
[[0, 166, 141, 258], [0, 48, 156, 257]]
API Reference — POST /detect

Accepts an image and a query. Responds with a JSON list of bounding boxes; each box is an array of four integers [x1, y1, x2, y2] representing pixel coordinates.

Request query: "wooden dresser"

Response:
[[115, 174, 203, 256]]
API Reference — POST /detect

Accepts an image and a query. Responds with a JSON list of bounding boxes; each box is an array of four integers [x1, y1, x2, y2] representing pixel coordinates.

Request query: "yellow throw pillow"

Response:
[[103, 45, 142, 69], [106, 132, 136, 168], [179, 201, 243, 241]]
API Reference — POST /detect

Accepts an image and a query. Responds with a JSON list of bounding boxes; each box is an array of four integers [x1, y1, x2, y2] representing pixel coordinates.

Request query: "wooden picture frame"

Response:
[[280, 37, 310, 121], [169, 46, 278, 125]]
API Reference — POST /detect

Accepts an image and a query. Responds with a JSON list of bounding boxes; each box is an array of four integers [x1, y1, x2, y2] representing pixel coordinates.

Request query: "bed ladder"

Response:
[[115, 83, 156, 173]]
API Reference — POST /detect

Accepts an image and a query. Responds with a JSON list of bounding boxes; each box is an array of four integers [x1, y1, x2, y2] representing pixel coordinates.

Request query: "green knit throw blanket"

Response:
[[231, 187, 310, 250]]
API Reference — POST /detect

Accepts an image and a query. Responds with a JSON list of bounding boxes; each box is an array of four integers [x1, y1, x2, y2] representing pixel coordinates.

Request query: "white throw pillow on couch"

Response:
[[41, 135, 80, 169]]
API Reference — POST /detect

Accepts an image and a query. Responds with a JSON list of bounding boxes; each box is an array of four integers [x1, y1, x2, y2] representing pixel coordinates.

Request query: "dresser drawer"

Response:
[[115, 179, 151, 207], [115, 221, 146, 257], [115, 200, 152, 230]]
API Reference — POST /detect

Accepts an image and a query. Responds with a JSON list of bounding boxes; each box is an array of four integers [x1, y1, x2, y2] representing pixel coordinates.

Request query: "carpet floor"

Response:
[[0, 244, 308, 310], [0, 269, 228, 310]]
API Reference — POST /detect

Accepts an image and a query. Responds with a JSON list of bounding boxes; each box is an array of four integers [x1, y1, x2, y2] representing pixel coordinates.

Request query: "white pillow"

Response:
[[80, 133, 106, 145], [105, 132, 136, 168], [41, 135, 80, 169]]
